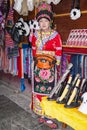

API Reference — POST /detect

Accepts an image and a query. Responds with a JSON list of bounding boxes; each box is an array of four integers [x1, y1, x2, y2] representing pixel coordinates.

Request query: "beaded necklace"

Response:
[[40, 30, 52, 45]]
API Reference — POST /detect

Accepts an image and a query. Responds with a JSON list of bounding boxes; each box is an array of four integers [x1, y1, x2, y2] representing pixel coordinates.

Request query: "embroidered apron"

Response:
[[32, 50, 57, 115]]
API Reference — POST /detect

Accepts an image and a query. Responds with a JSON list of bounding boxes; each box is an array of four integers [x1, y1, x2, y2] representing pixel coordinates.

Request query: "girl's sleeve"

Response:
[[29, 35, 32, 43], [55, 34, 62, 65], [29, 33, 33, 43]]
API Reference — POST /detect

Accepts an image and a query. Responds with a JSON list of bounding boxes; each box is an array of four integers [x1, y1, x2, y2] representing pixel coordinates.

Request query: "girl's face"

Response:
[[39, 18, 50, 32]]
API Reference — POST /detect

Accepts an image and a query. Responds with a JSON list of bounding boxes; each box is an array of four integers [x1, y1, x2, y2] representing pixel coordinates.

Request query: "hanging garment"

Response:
[[20, 0, 28, 16], [27, 48, 33, 79], [5, 2, 14, 48], [0, 0, 10, 19]]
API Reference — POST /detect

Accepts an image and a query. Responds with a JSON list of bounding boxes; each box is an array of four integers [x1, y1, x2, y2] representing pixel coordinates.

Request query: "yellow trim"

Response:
[[62, 45, 87, 49], [54, 10, 87, 17]]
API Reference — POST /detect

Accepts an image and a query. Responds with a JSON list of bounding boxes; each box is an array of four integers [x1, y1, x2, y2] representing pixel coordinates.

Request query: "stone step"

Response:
[[0, 80, 31, 113]]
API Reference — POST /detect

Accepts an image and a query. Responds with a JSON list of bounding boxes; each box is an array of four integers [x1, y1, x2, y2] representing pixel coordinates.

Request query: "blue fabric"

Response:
[[70, 54, 82, 78], [23, 48, 27, 74], [28, 48, 33, 78], [22, 44, 29, 48], [20, 78, 26, 92]]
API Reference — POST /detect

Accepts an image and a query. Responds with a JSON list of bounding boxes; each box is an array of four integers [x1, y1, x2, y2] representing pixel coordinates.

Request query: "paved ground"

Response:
[[0, 72, 73, 130]]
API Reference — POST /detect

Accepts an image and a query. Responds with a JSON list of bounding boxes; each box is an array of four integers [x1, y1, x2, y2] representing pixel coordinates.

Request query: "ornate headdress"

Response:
[[36, 2, 53, 22]]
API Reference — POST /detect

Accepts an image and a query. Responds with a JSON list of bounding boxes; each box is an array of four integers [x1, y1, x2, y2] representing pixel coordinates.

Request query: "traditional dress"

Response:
[[30, 29, 62, 115]]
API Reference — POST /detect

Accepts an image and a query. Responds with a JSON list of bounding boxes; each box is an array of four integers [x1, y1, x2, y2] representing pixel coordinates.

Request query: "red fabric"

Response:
[[32, 31, 62, 58], [63, 46, 87, 55], [17, 48, 24, 78]]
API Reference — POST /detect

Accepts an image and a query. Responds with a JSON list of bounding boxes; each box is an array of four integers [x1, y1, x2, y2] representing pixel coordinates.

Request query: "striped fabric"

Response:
[[5, 6, 14, 48]]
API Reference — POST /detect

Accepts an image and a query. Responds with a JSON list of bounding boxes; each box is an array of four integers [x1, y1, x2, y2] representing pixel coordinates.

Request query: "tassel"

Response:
[[20, 78, 26, 92]]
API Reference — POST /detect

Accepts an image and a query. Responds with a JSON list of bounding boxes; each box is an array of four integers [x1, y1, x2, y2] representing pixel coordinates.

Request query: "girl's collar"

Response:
[[38, 29, 54, 34]]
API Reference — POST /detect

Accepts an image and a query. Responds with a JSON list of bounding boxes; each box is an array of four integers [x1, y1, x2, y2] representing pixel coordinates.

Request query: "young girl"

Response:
[[29, 1, 62, 128]]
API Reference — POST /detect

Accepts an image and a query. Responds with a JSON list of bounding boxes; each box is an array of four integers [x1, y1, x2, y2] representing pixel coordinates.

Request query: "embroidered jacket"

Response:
[[30, 30, 62, 65]]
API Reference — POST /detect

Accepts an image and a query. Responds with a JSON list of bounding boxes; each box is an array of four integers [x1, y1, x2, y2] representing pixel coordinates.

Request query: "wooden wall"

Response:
[[52, 0, 87, 43]]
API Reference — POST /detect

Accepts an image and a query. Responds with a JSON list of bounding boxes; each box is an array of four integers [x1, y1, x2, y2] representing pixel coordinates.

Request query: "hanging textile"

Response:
[[5, 0, 14, 48], [17, 48, 26, 91]]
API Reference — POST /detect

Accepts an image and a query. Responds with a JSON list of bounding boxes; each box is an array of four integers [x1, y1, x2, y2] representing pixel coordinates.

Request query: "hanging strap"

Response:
[[71, 0, 80, 9], [75, 0, 80, 9], [71, 0, 75, 9]]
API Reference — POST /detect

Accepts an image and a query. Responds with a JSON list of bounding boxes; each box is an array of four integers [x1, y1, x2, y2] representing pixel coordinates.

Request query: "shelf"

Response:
[[62, 45, 87, 54]]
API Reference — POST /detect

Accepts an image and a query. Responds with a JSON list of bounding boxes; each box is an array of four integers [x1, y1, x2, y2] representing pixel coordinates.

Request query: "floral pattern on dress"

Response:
[[34, 68, 54, 83], [34, 67, 55, 94]]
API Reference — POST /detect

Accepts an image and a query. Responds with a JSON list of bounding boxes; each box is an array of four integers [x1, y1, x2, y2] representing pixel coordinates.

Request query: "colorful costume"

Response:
[[29, 1, 62, 115], [30, 30, 62, 115]]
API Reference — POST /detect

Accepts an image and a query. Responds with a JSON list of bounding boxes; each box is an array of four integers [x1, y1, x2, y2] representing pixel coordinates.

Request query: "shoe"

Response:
[[38, 116, 45, 123], [38, 117, 58, 129]]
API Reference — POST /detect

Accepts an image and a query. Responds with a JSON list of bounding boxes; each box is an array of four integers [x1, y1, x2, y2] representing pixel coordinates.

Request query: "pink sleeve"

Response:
[[29, 34, 33, 42]]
